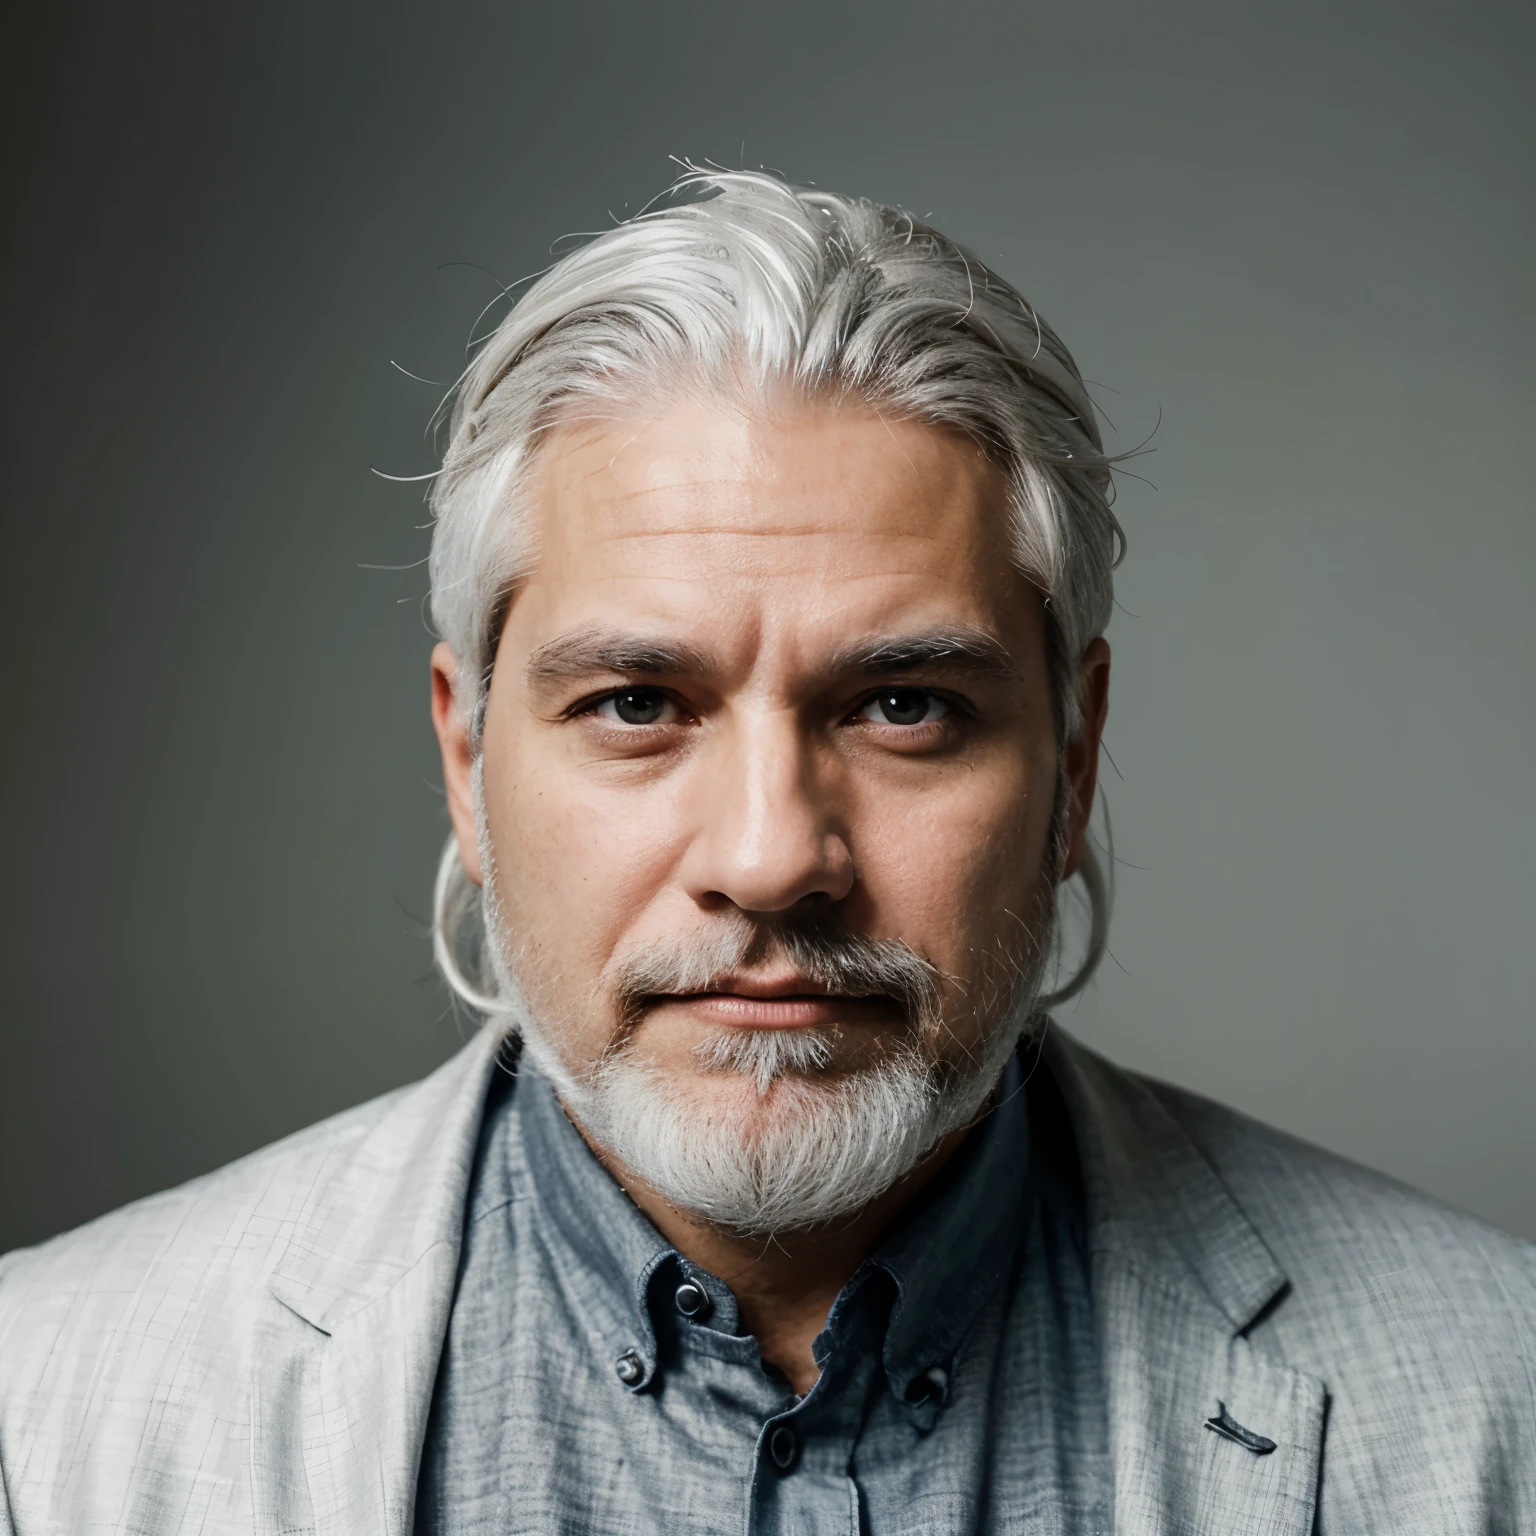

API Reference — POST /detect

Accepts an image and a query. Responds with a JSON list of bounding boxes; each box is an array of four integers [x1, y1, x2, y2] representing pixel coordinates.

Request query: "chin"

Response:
[[576, 1045, 971, 1236], [671, 1068, 852, 1136]]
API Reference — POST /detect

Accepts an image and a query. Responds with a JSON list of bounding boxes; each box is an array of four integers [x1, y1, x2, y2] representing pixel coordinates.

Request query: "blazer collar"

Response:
[[267, 1021, 509, 1333], [1042, 1026, 1289, 1333], [258, 1023, 510, 1536], [1044, 1025, 1327, 1536]]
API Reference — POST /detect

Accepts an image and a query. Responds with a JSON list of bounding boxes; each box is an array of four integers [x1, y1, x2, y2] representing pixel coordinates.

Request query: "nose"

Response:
[[678, 708, 854, 915]]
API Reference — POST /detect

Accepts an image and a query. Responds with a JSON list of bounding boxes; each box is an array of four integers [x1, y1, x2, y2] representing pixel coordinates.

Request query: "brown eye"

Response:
[[596, 688, 676, 726], [859, 689, 948, 726]]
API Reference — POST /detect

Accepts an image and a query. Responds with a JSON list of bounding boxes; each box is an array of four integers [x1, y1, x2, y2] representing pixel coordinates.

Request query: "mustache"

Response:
[[608, 914, 945, 1036]]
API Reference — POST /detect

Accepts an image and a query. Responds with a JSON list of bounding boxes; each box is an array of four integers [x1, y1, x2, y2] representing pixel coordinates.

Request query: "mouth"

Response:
[[653, 972, 899, 1031]]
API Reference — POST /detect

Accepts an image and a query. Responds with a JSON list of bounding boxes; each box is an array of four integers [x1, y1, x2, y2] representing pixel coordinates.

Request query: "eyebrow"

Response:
[[525, 622, 1020, 692], [526, 627, 714, 688], [830, 626, 1020, 681]]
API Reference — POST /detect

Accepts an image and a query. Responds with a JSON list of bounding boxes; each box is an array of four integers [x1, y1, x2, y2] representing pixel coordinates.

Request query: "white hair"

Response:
[[427, 169, 1123, 1010]]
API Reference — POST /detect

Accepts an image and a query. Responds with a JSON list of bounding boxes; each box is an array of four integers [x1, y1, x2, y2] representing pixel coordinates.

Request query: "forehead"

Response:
[[512, 397, 1034, 654]]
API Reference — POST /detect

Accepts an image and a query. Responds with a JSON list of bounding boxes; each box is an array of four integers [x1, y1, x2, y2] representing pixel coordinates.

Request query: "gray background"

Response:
[[2, 0, 1531, 1255]]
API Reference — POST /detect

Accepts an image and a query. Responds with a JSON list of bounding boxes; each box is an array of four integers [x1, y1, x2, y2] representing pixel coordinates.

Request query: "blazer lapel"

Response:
[[252, 1024, 509, 1536], [1095, 1253, 1326, 1534], [1046, 1031, 1327, 1536]]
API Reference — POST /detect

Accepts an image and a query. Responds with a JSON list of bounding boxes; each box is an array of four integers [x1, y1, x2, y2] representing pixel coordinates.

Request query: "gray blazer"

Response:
[[1, 1024, 1532, 1534]]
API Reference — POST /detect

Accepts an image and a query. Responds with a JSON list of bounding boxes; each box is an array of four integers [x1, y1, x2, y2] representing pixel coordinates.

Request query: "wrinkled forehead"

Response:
[[502, 396, 1039, 670]]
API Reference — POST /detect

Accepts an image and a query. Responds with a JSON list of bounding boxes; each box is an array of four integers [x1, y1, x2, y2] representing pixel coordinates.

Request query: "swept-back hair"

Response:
[[427, 169, 1123, 1011]]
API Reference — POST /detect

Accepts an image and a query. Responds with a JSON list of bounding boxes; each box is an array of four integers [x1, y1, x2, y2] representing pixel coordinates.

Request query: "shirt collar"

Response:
[[867, 1042, 1035, 1403]]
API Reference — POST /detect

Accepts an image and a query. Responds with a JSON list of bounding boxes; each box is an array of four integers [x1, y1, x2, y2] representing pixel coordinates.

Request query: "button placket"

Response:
[[750, 1407, 863, 1536], [747, 1273, 887, 1531]]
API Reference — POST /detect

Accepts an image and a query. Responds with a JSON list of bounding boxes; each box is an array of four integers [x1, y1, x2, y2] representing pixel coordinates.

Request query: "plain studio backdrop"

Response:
[[2, 0, 1531, 1255]]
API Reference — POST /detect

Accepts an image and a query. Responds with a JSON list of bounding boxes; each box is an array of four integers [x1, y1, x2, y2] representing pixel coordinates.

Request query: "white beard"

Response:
[[471, 761, 1053, 1236], [548, 1018, 1029, 1235]]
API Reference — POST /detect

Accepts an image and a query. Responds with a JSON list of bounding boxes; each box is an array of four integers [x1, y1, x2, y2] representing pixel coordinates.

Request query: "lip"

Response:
[[697, 972, 843, 1000], [654, 981, 895, 1031]]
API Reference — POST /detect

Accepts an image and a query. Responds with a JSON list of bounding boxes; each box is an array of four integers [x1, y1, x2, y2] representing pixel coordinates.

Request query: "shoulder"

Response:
[[0, 1085, 406, 1398], [1142, 1072, 1536, 1291], [0, 1030, 502, 1529], [1139, 1072, 1536, 1392]]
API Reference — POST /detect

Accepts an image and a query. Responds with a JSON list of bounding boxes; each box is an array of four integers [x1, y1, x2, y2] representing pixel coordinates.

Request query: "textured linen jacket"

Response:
[[1, 1024, 1533, 1535]]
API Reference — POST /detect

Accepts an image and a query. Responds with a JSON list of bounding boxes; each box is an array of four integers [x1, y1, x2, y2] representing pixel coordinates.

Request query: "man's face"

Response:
[[434, 396, 1106, 1161]]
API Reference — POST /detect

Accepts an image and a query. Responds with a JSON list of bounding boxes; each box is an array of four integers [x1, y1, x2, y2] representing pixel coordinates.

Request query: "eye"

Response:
[[857, 688, 950, 727], [592, 687, 679, 726]]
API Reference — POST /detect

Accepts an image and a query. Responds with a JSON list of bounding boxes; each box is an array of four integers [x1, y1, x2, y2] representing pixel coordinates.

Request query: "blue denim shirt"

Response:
[[415, 1043, 1109, 1534]]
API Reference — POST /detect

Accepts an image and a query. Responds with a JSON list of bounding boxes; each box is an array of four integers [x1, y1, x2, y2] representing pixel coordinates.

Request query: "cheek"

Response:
[[850, 754, 1056, 962], [482, 746, 682, 975]]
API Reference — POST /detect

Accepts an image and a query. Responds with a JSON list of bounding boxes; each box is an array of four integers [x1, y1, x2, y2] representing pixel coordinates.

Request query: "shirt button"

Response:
[[614, 1350, 645, 1387], [767, 1423, 799, 1472], [673, 1279, 712, 1320], [905, 1365, 949, 1405]]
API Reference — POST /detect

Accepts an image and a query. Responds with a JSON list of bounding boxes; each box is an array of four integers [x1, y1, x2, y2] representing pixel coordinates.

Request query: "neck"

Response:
[[573, 1113, 975, 1396]]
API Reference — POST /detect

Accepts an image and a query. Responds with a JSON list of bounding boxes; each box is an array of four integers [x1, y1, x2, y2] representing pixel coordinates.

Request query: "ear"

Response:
[[430, 642, 483, 887], [1058, 636, 1111, 882]]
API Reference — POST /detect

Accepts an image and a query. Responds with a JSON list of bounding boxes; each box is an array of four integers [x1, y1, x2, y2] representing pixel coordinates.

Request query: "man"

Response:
[[1, 172, 1531, 1535]]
